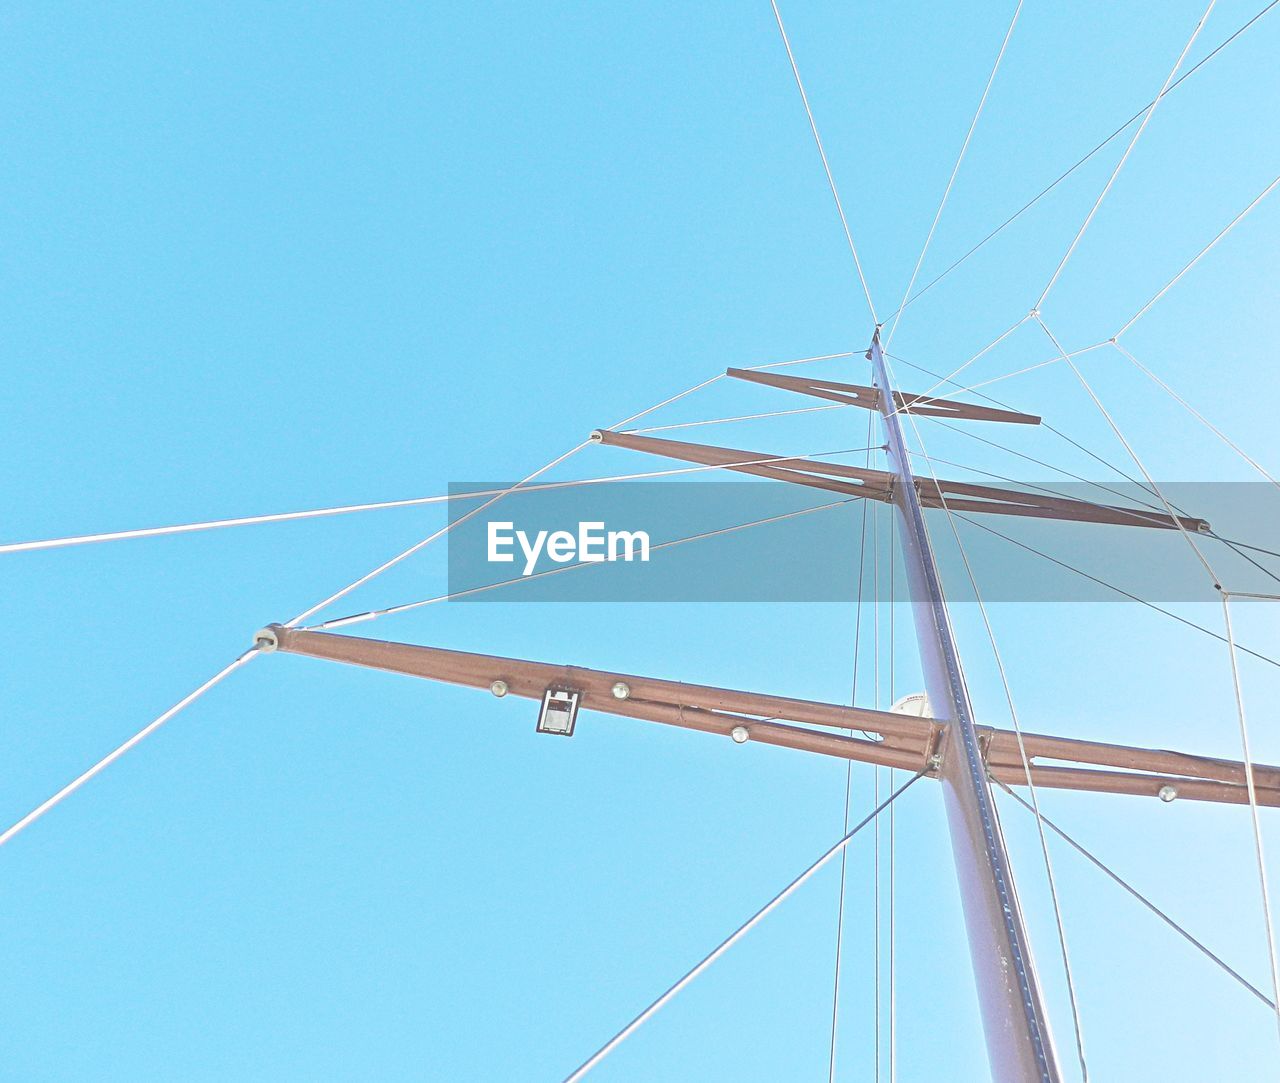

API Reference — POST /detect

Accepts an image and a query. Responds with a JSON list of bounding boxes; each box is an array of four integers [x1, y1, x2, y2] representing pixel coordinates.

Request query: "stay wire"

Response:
[[1111, 341, 1280, 491], [907, 445, 1280, 590], [1035, 1, 1218, 311], [992, 777, 1276, 1012], [884, 0, 1279, 322], [769, 0, 878, 325], [885, 0, 1025, 349], [828, 409, 876, 1083], [1036, 318, 1223, 589], [1220, 595, 1280, 1044], [562, 772, 926, 1083], [304, 494, 867, 630], [0, 651, 259, 849], [1115, 172, 1280, 339], [952, 511, 1280, 671]]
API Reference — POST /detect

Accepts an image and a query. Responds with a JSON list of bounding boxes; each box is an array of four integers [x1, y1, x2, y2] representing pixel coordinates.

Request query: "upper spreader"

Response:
[[726, 367, 1042, 425]]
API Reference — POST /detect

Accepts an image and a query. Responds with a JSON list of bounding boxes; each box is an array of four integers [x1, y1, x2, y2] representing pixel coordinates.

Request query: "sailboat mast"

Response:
[[867, 333, 1062, 1082]]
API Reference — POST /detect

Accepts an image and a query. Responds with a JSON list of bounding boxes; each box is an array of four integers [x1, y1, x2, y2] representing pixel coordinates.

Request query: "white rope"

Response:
[[1111, 341, 1280, 489], [0, 370, 736, 847], [0, 497, 465, 555], [0, 454, 900, 558], [625, 402, 851, 434], [285, 442, 591, 628], [1035, 0, 1217, 310], [886, 353, 1090, 1079], [561, 773, 923, 1083], [0, 650, 258, 849], [1220, 593, 1280, 1043], [1115, 173, 1280, 338], [303, 493, 865, 630], [285, 370, 740, 628], [2, 374, 740, 560], [884, 0, 1024, 349], [769, 0, 878, 325], [747, 350, 856, 371]]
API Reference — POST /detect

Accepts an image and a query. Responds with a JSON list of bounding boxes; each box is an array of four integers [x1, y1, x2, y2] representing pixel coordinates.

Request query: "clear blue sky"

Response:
[[2, 2, 1279, 1079]]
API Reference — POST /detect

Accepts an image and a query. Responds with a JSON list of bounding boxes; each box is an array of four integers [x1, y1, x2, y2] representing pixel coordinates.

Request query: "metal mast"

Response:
[[867, 332, 1062, 1082]]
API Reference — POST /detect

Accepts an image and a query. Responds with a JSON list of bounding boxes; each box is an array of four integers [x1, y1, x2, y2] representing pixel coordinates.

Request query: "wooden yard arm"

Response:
[[260, 626, 935, 771], [259, 627, 1277, 806]]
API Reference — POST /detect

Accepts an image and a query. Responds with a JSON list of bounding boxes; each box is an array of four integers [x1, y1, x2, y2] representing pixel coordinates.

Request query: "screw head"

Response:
[[1158, 784, 1178, 803], [490, 680, 509, 698], [612, 681, 631, 700], [730, 725, 750, 744]]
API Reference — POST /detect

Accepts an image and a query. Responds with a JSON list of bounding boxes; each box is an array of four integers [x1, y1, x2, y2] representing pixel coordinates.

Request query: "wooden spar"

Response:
[[262, 624, 936, 761], [259, 626, 1280, 807], [593, 429, 897, 503], [591, 429, 1210, 533], [725, 367, 1042, 425]]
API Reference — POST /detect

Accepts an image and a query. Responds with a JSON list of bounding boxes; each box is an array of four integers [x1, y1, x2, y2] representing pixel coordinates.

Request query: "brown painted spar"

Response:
[[265, 625, 937, 759], [264, 626, 1279, 806], [595, 429, 897, 503], [592, 429, 1210, 533], [725, 367, 1042, 426], [989, 765, 1280, 807]]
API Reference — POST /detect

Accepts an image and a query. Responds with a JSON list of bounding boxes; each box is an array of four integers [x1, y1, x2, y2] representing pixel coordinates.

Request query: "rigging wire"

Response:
[[0, 373, 740, 847], [884, 0, 1025, 349], [884, 344, 1159, 483], [1115, 173, 1280, 339], [873, 499, 882, 1080], [1111, 341, 1280, 490], [881, 314, 1032, 423], [887, 346, 1280, 592], [748, 351, 856, 371], [0, 651, 259, 849], [886, 355, 1091, 1080], [769, 0, 878, 325], [1035, 318, 1223, 587], [0, 452, 874, 557], [883, 0, 1280, 322], [286, 370, 742, 629], [561, 773, 925, 1083], [828, 411, 876, 1083], [625, 402, 850, 434], [284, 442, 592, 629], [953, 511, 1280, 671], [302, 495, 866, 630], [1035, 1, 1218, 311], [992, 778, 1277, 1012], [906, 446, 1280, 590], [1220, 595, 1280, 1044], [887, 508, 898, 1083]]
